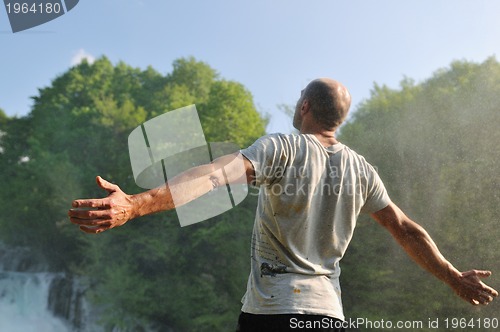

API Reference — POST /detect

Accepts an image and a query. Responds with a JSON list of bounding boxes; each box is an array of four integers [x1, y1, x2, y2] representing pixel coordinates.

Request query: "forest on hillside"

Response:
[[0, 57, 498, 331], [339, 57, 500, 329]]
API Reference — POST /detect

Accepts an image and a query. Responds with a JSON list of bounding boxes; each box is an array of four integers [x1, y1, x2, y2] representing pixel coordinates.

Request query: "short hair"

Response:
[[303, 80, 350, 129]]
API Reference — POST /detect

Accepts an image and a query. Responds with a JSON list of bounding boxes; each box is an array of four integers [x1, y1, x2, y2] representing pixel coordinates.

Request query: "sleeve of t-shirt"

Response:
[[360, 163, 391, 214], [240, 133, 288, 187]]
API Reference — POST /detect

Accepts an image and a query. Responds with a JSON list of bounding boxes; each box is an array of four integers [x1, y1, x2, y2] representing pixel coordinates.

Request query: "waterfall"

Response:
[[0, 271, 70, 332], [0, 243, 101, 332]]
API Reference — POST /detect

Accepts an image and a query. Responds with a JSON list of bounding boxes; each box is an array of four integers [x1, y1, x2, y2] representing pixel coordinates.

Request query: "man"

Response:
[[69, 78, 498, 331]]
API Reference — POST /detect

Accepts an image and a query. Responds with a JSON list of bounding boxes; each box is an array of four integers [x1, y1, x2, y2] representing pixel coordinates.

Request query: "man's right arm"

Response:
[[371, 202, 498, 305], [69, 152, 255, 234]]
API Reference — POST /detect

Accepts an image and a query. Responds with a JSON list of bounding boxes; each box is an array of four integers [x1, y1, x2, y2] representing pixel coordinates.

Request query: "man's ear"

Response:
[[301, 99, 310, 115]]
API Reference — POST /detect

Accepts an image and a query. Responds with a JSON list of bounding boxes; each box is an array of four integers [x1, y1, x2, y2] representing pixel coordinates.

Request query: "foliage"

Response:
[[0, 108, 8, 125], [0, 57, 265, 330], [339, 57, 500, 328]]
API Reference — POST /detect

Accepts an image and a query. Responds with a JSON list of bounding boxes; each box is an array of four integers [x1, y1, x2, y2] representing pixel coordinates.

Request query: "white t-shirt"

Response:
[[240, 133, 391, 321]]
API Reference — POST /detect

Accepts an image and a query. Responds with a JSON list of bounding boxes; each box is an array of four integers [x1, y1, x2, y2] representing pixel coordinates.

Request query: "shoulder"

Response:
[[240, 133, 307, 169], [341, 145, 372, 164], [338, 144, 382, 177], [244, 133, 304, 150]]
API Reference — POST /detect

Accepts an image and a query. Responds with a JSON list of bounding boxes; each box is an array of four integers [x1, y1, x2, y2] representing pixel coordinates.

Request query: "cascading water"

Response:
[[0, 243, 100, 332], [0, 271, 70, 332]]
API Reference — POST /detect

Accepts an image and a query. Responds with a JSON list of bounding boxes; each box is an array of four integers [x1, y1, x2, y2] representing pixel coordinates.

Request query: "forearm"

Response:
[[130, 163, 219, 219], [390, 218, 461, 286], [372, 203, 462, 287], [70, 153, 252, 234], [371, 203, 497, 305]]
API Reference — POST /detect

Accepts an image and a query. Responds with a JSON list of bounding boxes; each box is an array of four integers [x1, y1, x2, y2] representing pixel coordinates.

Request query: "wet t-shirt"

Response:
[[240, 133, 391, 320]]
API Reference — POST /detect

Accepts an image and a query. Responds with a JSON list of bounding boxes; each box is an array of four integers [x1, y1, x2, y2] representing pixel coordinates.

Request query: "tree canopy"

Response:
[[339, 57, 500, 324]]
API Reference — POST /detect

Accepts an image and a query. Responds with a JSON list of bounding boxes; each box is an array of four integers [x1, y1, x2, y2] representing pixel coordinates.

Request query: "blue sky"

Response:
[[1, 0, 500, 134]]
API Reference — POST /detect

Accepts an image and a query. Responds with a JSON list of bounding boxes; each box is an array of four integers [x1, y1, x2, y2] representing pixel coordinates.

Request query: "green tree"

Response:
[[0, 108, 9, 154], [339, 57, 500, 328], [0, 108, 7, 125], [0, 57, 266, 331], [200, 80, 267, 147]]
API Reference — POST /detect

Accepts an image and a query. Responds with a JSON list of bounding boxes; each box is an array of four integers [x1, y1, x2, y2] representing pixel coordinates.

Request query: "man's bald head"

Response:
[[294, 78, 351, 131]]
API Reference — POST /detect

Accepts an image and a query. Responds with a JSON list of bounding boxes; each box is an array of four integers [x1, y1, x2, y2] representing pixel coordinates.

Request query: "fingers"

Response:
[[69, 216, 110, 225], [68, 207, 113, 230], [70, 213, 113, 234], [96, 176, 120, 194], [79, 224, 110, 234], [72, 199, 110, 209], [69, 207, 125, 234], [458, 270, 499, 305], [480, 281, 499, 298], [69, 215, 111, 227], [71, 177, 119, 208], [465, 270, 498, 297], [463, 270, 492, 278], [471, 289, 495, 305], [471, 293, 494, 306], [69, 176, 129, 234], [68, 208, 112, 219], [69, 217, 111, 226]]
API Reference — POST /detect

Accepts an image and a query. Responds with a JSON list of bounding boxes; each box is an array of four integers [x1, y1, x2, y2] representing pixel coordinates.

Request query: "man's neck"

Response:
[[300, 128, 338, 147]]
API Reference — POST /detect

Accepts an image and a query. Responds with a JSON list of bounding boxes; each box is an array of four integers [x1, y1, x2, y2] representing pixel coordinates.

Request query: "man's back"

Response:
[[240, 133, 390, 320]]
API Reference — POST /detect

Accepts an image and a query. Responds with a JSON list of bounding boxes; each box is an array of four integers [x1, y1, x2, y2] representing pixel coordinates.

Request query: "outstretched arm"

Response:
[[69, 152, 255, 234], [371, 202, 498, 305]]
